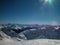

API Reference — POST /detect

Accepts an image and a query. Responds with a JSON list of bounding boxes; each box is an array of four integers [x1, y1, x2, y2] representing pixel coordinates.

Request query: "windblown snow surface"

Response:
[[0, 38, 60, 45]]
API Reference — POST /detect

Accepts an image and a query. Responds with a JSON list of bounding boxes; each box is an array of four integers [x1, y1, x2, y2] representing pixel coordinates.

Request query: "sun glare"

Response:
[[45, 0, 52, 4]]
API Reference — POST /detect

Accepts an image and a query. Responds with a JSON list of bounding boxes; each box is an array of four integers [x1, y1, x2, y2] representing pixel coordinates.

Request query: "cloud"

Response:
[[51, 21, 58, 26]]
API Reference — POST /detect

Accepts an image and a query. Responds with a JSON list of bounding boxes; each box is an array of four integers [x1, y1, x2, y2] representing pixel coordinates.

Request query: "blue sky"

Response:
[[0, 0, 60, 24]]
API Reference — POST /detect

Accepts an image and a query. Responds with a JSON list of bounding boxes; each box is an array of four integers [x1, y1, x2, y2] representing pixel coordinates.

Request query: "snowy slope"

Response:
[[0, 39, 60, 45]]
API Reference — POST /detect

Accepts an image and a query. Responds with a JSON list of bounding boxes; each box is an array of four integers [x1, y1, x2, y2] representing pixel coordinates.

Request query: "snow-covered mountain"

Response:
[[0, 24, 60, 45], [0, 24, 60, 40]]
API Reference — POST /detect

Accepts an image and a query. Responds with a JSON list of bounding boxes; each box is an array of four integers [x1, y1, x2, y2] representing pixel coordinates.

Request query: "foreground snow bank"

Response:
[[0, 38, 60, 45], [23, 39, 60, 45]]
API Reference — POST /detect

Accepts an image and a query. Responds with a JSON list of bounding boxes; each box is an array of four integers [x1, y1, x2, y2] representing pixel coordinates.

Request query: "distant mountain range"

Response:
[[0, 24, 60, 41]]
